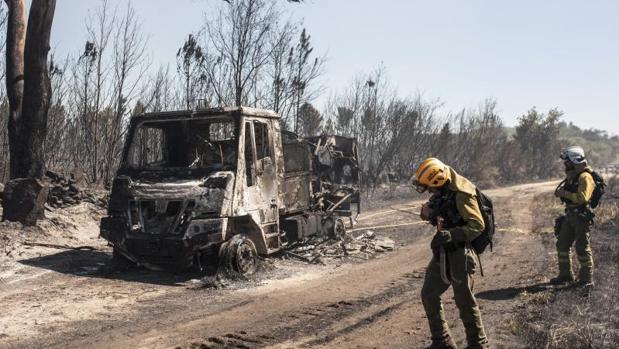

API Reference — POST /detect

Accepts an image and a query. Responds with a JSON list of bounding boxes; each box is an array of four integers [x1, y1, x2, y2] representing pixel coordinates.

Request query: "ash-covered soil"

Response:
[[509, 194, 619, 349], [1, 181, 598, 349]]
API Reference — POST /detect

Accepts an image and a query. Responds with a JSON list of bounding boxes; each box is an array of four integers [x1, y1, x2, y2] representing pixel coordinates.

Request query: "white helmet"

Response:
[[560, 146, 586, 164]]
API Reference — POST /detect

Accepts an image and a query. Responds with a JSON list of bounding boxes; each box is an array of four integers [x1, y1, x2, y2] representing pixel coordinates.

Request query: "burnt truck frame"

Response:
[[100, 107, 360, 273]]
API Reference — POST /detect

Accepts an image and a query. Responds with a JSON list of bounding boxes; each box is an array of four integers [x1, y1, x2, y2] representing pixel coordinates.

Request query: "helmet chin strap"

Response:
[[575, 161, 587, 170], [431, 180, 450, 194]]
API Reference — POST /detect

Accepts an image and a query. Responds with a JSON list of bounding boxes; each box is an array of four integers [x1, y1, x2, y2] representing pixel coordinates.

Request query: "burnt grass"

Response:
[[512, 195, 619, 349]]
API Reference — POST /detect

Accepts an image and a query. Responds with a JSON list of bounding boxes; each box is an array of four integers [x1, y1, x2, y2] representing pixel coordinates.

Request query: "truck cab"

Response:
[[100, 107, 360, 273]]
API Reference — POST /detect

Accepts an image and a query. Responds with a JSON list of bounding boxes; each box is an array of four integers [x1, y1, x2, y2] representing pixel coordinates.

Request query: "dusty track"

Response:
[[0, 181, 559, 349]]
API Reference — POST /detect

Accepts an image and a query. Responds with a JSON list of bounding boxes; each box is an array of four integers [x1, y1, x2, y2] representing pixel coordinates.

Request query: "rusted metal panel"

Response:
[[281, 174, 311, 214]]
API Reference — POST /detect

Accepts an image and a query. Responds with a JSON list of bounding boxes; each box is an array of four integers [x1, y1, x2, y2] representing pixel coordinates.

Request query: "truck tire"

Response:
[[333, 218, 346, 240], [323, 217, 347, 240], [219, 235, 258, 275]]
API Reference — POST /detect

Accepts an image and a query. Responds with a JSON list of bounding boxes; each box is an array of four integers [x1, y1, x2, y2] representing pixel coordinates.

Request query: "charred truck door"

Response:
[[237, 118, 281, 254]]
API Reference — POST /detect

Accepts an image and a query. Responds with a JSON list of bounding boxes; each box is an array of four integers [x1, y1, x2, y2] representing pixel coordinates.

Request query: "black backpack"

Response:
[[586, 169, 606, 209], [471, 189, 495, 254], [558, 169, 606, 209]]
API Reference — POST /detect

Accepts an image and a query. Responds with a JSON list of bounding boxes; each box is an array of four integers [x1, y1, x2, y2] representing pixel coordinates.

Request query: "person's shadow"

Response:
[[18, 248, 207, 286], [475, 282, 554, 301]]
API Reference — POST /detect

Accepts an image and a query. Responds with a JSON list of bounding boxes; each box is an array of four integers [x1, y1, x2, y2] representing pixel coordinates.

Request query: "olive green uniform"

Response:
[[556, 167, 595, 283], [421, 168, 489, 348]]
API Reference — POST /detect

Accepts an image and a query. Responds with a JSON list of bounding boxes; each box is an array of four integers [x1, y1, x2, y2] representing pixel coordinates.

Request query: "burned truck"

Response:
[[100, 107, 360, 273]]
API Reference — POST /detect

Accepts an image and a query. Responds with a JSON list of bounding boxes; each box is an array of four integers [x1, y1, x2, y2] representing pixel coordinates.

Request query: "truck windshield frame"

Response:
[[121, 116, 239, 175]]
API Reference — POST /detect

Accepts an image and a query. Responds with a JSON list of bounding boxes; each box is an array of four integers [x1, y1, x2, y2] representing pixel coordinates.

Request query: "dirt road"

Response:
[[0, 181, 559, 349]]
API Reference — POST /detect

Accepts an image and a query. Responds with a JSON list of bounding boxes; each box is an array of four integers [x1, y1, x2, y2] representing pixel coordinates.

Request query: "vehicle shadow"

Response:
[[475, 282, 553, 301], [18, 248, 206, 286]]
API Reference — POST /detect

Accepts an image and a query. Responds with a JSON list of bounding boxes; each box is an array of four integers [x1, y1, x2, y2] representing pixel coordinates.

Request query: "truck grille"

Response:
[[128, 200, 191, 235]]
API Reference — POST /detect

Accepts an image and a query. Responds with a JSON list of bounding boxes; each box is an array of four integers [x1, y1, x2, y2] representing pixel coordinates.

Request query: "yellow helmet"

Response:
[[414, 157, 450, 191]]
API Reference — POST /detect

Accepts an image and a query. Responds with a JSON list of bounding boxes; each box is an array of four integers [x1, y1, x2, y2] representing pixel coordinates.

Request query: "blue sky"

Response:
[[49, 0, 619, 134]]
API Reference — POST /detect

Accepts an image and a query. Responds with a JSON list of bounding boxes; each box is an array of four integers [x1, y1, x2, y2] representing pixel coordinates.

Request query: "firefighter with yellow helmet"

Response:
[[414, 158, 489, 349]]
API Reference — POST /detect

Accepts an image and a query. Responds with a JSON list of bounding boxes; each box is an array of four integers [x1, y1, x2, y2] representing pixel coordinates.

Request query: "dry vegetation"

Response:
[[513, 177, 619, 349], [2, 0, 618, 194]]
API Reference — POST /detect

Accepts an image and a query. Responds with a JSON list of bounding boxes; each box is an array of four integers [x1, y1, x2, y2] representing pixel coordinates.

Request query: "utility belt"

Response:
[[556, 206, 595, 233], [565, 205, 595, 221]]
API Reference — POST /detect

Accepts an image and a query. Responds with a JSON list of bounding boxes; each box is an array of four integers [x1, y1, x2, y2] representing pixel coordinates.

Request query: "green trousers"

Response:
[[556, 211, 594, 282], [421, 248, 488, 348]]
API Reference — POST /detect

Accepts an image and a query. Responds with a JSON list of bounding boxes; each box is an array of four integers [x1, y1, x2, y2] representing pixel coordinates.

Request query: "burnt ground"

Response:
[[2, 180, 614, 349], [509, 193, 619, 349]]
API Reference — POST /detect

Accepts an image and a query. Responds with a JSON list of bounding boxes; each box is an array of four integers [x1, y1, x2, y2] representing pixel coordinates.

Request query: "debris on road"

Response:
[[285, 230, 396, 263], [189, 276, 231, 290], [22, 241, 99, 251], [374, 236, 396, 251]]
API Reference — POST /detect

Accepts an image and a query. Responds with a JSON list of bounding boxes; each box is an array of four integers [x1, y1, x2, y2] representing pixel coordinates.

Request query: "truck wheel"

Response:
[[219, 235, 258, 275], [333, 218, 346, 240], [324, 217, 347, 240]]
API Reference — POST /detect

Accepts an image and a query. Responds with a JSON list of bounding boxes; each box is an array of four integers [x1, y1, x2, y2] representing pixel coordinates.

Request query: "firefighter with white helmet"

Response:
[[553, 146, 596, 287]]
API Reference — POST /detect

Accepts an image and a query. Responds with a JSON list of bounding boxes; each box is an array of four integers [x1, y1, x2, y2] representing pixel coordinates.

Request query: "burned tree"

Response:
[[297, 102, 322, 137], [2, 0, 56, 225], [3, 0, 25, 181], [102, 2, 148, 184], [81, 0, 114, 184], [267, 21, 295, 120], [290, 28, 323, 133], [176, 34, 206, 110], [205, 0, 280, 106]]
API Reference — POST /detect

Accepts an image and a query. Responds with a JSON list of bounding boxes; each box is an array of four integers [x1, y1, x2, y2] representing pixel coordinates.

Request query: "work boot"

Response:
[[577, 267, 593, 287], [574, 278, 594, 288], [424, 337, 457, 349], [424, 343, 457, 349], [464, 341, 490, 349], [550, 274, 574, 285], [575, 279, 594, 297]]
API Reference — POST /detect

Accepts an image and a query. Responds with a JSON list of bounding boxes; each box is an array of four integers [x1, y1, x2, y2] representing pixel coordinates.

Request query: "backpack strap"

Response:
[[468, 242, 484, 277], [555, 178, 567, 192]]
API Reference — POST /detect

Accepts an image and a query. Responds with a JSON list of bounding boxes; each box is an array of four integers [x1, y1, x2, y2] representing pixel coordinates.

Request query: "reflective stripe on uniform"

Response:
[[577, 256, 593, 267]]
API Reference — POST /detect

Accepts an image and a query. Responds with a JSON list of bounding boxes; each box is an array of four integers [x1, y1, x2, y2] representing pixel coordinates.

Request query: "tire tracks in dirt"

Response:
[[0, 181, 560, 349], [181, 270, 424, 349], [54, 239, 432, 349]]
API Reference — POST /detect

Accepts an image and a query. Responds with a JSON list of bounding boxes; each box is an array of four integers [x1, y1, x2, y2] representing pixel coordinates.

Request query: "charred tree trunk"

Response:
[[18, 0, 55, 179], [4, 0, 26, 179], [2, 0, 56, 225]]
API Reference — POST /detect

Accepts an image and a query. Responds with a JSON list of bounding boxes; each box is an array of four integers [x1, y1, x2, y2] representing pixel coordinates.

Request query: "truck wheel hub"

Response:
[[235, 242, 257, 274]]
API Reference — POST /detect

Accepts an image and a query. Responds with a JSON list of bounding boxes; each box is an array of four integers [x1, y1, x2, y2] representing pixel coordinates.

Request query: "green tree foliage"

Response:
[[512, 107, 563, 179], [559, 122, 619, 166]]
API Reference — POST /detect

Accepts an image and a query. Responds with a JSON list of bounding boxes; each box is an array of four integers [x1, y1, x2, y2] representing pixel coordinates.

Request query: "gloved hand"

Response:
[[420, 203, 433, 221], [555, 188, 567, 198], [431, 230, 457, 251]]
